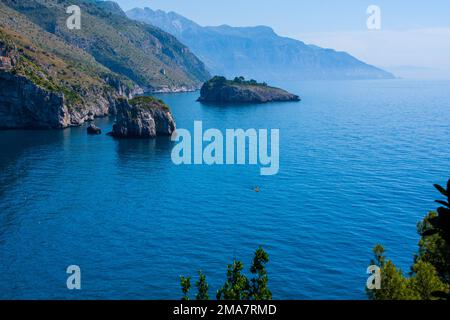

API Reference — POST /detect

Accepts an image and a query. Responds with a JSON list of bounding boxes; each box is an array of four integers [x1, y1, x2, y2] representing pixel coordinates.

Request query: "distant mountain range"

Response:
[[127, 7, 395, 81]]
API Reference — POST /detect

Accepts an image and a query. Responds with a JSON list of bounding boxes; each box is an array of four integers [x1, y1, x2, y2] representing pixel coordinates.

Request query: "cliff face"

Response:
[[198, 77, 301, 104], [0, 72, 69, 128], [0, 70, 121, 128], [111, 97, 176, 138]]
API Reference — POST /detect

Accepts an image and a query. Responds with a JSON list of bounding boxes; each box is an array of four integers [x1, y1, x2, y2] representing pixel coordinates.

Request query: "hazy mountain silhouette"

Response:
[[127, 7, 395, 81]]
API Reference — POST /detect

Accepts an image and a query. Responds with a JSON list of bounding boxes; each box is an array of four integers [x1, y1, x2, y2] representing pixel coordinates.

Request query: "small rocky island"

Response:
[[87, 124, 102, 135], [198, 76, 300, 103], [109, 96, 176, 138]]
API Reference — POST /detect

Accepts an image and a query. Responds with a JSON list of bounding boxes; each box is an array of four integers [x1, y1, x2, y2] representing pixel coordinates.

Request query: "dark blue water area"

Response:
[[0, 80, 449, 299]]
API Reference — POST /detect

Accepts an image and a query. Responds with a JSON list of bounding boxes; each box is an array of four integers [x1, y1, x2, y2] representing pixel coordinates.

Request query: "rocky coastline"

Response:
[[0, 0, 210, 130], [0, 69, 131, 129]]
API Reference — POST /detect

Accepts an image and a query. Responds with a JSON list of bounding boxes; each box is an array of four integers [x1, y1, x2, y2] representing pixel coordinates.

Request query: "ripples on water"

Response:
[[0, 80, 449, 299]]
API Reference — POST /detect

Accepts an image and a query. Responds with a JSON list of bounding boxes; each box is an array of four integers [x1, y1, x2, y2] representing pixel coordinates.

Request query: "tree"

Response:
[[249, 247, 272, 300], [216, 260, 250, 300], [180, 248, 272, 300], [195, 271, 210, 300], [425, 180, 450, 242], [417, 211, 450, 285], [211, 76, 227, 84], [367, 179, 450, 300], [180, 276, 191, 301], [367, 245, 418, 300], [410, 260, 448, 299]]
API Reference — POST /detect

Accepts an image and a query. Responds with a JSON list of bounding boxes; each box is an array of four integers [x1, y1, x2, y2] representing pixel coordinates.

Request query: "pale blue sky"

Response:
[[115, 0, 450, 31], [113, 1, 450, 78]]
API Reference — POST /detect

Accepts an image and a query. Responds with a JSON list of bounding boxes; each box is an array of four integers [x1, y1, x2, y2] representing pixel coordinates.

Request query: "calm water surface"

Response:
[[0, 80, 449, 299]]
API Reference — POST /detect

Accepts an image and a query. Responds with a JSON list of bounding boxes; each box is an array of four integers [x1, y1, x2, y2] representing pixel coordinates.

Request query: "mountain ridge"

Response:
[[127, 7, 395, 81], [3, 0, 210, 92]]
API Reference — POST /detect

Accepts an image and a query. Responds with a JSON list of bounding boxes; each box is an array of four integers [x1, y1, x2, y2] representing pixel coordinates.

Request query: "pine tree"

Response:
[[180, 248, 273, 300], [410, 260, 448, 299], [367, 245, 418, 300], [180, 276, 191, 301], [216, 260, 250, 300], [195, 271, 210, 300], [249, 247, 272, 300]]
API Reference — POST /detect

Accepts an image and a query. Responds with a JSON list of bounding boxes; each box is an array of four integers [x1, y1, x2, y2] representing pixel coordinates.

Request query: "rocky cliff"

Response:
[[198, 76, 301, 104], [0, 72, 69, 128], [110, 97, 176, 138]]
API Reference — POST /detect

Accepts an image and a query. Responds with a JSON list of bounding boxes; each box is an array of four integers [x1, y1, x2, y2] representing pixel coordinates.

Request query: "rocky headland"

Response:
[[198, 76, 300, 104]]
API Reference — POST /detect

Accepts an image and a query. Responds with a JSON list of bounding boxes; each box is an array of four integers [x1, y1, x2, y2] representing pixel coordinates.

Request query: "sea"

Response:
[[0, 79, 449, 299]]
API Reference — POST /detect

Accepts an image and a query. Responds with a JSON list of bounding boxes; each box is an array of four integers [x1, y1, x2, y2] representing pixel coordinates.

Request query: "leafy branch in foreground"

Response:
[[180, 247, 272, 300], [426, 180, 450, 242], [367, 179, 450, 300]]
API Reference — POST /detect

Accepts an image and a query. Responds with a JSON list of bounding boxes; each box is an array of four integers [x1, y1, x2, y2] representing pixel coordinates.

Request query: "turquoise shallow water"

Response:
[[0, 80, 449, 299]]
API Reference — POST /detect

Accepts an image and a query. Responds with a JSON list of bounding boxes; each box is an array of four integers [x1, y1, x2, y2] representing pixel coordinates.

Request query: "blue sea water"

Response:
[[0, 80, 449, 299]]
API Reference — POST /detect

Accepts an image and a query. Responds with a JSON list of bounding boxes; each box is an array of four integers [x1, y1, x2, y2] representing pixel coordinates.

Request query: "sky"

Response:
[[113, 0, 450, 78]]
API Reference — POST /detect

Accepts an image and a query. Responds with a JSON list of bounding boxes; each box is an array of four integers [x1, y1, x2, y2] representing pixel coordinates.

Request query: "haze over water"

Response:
[[0, 79, 449, 299]]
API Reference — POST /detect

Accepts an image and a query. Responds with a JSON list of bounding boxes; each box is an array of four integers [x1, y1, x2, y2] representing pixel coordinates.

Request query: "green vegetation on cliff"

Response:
[[212, 76, 269, 87], [129, 96, 170, 112], [2, 0, 210, 91], [0, 3, 129, 112]]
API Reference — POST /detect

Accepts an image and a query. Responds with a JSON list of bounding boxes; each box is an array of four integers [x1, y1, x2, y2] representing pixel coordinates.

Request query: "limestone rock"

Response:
[[110, 97, 176, 138], [0, 71, 70, 128]]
